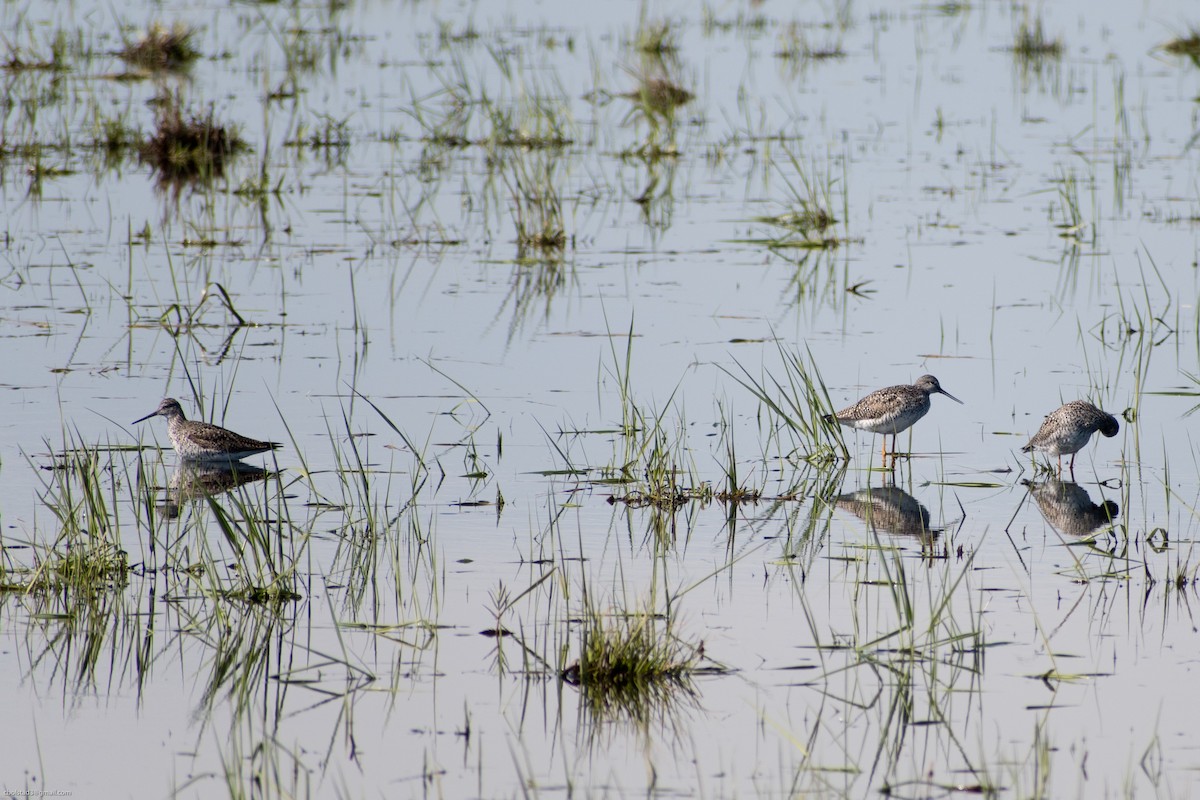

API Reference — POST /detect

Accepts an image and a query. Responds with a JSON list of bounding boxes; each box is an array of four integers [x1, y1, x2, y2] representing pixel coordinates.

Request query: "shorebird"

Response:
[[1021, 400, 1118, 476], [132, 398, 281, 462], [823, 375, 963, 461]]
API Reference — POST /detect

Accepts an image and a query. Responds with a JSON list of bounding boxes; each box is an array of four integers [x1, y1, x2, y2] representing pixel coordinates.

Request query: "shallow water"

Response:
[[2, 0, 1200, 796]]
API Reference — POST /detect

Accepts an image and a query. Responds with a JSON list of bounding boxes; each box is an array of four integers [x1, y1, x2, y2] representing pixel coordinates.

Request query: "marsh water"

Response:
[[3, 0, 1200, 796]]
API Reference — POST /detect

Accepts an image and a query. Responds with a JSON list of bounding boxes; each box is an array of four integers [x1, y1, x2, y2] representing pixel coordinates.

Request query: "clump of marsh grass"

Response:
[[84, 112, 142, 173], [724, 343, 848, 466], [754, 149, 847, 250], [286, 113, 352, 152], [616, 17, 693, 154], [622, 74, 693, 120], [119, 22, 200, 72], [201, 489, 303, 603], [561, 604, 700, 723], [605, 422, 694, 509], [615, 68, 693, 162], [714, 432, 763, 505], [140, 95, 246, 187], [402, 61, 474, 149], [16, 441, 131, 597], [1012, 16, 1063, 60], [97, 116, 140, 156], [503, 151, 567, 252], [25, 540, 129, 595], [2, 28, 76, 73], [481, 92, 575, 152], [35, 444, 120, 542], [595, 319, 708, 508], [1162, 29, 1200, 68], [437, 20, 481, 47], [634, 17, 679, 56]]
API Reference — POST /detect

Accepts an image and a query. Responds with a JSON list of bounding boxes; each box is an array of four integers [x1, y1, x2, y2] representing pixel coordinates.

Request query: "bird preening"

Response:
[[1021, 400, 1119, 477]]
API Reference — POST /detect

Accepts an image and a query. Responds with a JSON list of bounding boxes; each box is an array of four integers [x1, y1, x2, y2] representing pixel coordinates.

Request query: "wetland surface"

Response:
[[3, 0, 1200, 796]]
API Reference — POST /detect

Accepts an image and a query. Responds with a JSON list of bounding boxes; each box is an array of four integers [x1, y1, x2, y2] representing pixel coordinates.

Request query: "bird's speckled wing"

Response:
[[835, 384, 919, 421]]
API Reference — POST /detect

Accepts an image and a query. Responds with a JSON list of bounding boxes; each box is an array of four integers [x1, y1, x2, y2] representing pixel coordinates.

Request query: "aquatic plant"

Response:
[[140, 94, 246, 186], [561, 601, 701, 725], [1012, 16, 1063, 60], [1162, 28, 1200, 68], [118, 22, 200, 72], [633, 17, 678, 56], [725, 343, 848, 466], [753, 148, 848, 250], [775, 21, 846, 63]]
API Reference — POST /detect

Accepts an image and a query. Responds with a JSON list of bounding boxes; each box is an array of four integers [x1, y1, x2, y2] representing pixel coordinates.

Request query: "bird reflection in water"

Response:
[[834, 483, 940, 545], [161, 460, 274, 519], [1024, 477, 1119, 538]]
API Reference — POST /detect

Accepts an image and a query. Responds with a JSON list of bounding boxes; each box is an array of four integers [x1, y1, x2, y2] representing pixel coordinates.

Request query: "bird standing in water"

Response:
[[1022, 400, 1119, 476], [132, 398, 281, 462], [823, 375, 963, 461]]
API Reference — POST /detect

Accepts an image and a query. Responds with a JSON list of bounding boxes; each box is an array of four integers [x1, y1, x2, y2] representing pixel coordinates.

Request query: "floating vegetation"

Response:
[[118, 22, 200, 72], [140, 95, 246, 187]]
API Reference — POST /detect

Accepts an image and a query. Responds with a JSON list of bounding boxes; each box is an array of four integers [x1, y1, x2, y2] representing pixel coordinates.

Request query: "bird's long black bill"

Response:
[[939, 389, 964, 404]]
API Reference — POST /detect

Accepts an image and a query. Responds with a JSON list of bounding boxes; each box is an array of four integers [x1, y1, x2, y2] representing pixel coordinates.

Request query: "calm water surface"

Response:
[[1, 0, 1199, 796]]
